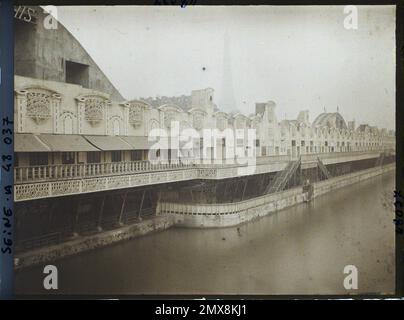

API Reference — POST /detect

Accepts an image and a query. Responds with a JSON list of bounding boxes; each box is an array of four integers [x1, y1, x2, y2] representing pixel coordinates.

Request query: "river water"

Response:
[[15, 171, 395, 296]]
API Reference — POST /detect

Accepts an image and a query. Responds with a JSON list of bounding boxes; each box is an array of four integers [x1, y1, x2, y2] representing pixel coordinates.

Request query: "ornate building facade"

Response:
[[15, 75, 395, 169]]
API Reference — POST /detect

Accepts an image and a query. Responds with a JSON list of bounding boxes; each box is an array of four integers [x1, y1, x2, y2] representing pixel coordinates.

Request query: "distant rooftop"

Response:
[[140, 94, 220, 112]]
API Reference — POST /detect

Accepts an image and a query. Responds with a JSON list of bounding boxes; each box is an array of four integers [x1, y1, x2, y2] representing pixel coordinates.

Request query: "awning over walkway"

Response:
[[121, 136, 185, 150], [14, 133, 51, 152], [14, 134, 191, 153], [37, 134, 100, 152], [120, 136, 156, 150], [140, 137, 180, 150], [84, 135, 133, 151]]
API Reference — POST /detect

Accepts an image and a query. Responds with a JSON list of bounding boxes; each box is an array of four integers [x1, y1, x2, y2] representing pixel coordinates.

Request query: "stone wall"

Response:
[[14, 215, 175, 269], [313, 163, 395, 198]]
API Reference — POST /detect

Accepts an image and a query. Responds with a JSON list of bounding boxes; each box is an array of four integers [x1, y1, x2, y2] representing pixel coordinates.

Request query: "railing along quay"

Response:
[[14, 149, 393, 184], [14, 160, 196, 183]]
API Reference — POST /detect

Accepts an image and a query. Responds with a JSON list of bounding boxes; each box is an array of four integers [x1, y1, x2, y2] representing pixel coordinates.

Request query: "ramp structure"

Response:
[[265, 158, 301, 194], [317, 157, 332, 179]]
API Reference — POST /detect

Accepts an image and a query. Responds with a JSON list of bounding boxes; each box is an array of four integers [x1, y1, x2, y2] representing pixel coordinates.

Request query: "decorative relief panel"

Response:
[[15, 87, 62, 127], [76, 94, 111, 126], [164, 110, 177, 129], [129, 105, 143, 128], [235, 115, 247, 129], [151, 172, 167, 183], [180, 120, 191, 131], [83, 178, 107, 192], [131, 174, 150, 186], [198, 168, 217, 178], [250, 117, 261, 136], [15, 183, 50, 201], [84, 96, 106, 123], [26, 90, 51, 123], [189, 108, 207, 131], [52, 180, 81, 196], [107, 176, 130, 189], [167, 171, 184, 181], [217, 117, 227, 131], [122, 100, 150, 128], [159, 105, 182, 130], [192, 111, 205, 130]]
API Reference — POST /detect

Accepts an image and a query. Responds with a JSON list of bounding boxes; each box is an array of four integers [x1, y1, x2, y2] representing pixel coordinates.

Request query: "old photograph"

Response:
[[12, 5, 395, 295]]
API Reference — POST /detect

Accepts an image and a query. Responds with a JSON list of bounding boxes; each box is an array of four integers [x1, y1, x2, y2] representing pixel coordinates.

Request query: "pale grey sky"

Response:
[[57, 5, 396, 129]]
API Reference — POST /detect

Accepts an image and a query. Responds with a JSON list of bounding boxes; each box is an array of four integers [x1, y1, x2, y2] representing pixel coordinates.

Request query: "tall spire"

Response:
[[219, 30, 237, 112]]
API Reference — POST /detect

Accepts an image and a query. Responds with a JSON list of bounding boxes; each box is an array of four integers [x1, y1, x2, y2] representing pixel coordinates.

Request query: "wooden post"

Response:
[[138, 189, 146, 221], [223, 182, 229, 202], [241, 178, 248, 201], [73, 200, 81, 237], [118, 191, 128, 226], [97, 195, 106, 231], [259, 173, 267, 195], [156, 189, 161, 216], [47, 201, 56, 235], [299, 162, 302, 186]]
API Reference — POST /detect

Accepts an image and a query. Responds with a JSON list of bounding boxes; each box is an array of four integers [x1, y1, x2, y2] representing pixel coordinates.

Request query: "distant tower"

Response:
[[219, 31, 237, 112], [191, 88, 214, 114]]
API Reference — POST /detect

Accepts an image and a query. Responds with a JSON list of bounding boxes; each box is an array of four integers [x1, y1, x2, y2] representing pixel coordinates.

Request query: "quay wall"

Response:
[[14, 215, 175, 270], [161, 163, 395, 228], [163, 188, 306, 228], [313, 163, 394, 198]]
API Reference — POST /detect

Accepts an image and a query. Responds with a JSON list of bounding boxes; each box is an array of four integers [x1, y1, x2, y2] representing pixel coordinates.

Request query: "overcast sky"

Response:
[[57, 5, 395, 129]]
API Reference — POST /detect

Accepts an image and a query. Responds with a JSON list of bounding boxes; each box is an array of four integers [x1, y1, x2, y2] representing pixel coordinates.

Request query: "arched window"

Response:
[[113, 119, 120, 136], [63, 115, 73, 134]]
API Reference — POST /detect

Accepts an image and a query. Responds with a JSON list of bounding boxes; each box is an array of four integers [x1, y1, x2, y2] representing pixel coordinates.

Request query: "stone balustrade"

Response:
[[158, 187, 304, 217]]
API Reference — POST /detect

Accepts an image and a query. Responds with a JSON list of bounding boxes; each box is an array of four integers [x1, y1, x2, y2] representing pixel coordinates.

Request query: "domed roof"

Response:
[[312, 112, 347, 130]]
